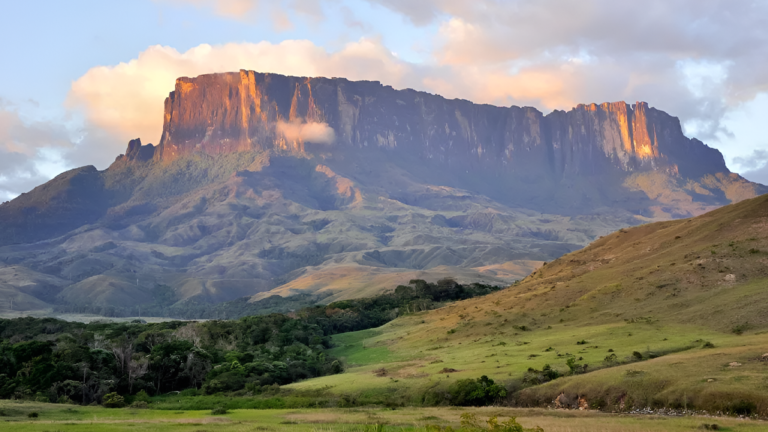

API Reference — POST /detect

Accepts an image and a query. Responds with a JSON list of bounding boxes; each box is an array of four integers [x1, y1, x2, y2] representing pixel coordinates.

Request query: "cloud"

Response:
[[67, 39, 415, 149], [155, 0, 326, 28], [734, 150, 768, 185], [277, 120, 335, 144], [0, 107, 74, 199], [733, 150, 768, 171], [365, 0, 768, 140]]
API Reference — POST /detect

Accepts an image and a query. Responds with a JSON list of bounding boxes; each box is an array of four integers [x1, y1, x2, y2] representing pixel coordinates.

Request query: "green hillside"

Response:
[[290, 194, 768, 415]]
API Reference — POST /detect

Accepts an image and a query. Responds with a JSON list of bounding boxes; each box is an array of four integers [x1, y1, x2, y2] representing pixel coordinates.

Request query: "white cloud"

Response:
[[365, 0, 768, 142], [0, 106, 76, 199], [67, 39, 415, 149], [154, 0, 327, 28], [277, 120, 335, 144]]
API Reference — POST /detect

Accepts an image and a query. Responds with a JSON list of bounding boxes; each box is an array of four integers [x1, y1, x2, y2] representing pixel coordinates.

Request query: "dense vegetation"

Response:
[[0, 279, 500, 405], [53, 292, 333, 320]]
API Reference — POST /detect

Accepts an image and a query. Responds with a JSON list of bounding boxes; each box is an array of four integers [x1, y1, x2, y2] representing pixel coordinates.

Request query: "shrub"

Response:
[[211, 406, 228, 415], [130, 401, 148, 409], [133, 389, 151, 402], [632, 351, 643, 360], [702, 341, 715, 349], [732, 323, 751, 335], [102, 392, 126, 408], [447, 375, 507, 406], [28, 412, 39, 418], [566, 357, 588, 375], [57, 395, 74, 404], [576, 340, 588, 345], [726, 400, 756, 416], [331, 360, 343, 374], [458, 413, 535, 432]]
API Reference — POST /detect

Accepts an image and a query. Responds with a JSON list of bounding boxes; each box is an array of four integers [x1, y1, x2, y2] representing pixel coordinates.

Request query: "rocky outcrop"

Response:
[[122, 138, 155, 162]]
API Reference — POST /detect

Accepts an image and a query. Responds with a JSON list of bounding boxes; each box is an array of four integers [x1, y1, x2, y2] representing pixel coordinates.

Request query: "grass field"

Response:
[[1, 401, 767, 431]]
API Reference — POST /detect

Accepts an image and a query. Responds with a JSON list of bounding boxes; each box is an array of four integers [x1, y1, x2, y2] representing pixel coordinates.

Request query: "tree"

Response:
[[111, 338, 133, 375], [183, 347, 212, 389], [127, 354, 149, 394]]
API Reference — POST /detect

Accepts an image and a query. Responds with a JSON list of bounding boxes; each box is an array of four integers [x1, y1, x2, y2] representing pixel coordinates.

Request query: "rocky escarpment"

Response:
[[150, 70, 761, 215], [155, 71, 723, 178]]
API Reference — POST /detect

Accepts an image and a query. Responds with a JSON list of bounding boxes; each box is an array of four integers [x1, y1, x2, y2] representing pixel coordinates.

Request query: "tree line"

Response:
[[0, 279, 500, 405]]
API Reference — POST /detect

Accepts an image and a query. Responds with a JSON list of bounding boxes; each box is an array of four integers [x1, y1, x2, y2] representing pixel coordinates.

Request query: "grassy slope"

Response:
[[289, 194, 768, 413], [251, 262, 536, 302], [1, 401, 766, 431]]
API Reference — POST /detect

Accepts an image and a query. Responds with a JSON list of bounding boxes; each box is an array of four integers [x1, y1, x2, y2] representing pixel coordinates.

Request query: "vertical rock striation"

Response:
[[153, 71, 727, 181]]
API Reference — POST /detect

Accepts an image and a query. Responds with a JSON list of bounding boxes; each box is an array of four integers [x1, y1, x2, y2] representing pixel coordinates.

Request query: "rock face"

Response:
[[155, 71, 722, 178], [151, 70, 757, 215], [0, 70, 765, 312]]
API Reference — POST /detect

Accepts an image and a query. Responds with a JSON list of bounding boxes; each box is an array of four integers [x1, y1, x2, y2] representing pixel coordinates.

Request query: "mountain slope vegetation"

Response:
[[290, 194, 768, 415]]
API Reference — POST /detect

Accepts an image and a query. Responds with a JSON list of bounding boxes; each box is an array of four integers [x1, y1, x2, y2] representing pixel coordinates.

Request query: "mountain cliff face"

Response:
[[0, 70, 764, 313], [155, 71, 724, 178], [151, 71, 756, 215]]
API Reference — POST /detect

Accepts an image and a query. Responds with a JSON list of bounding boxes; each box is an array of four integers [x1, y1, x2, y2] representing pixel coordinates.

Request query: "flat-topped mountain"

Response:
[[0, 70, 764, 313]]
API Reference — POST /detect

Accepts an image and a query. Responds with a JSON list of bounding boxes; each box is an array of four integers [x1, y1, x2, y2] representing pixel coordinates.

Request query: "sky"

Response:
[[2, 0, 768, 201]]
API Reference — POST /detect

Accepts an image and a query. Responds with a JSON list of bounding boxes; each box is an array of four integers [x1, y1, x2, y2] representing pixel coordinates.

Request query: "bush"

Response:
[[211, 406, 228, 415], [133, 389, 151, 402], [726, 400, 756, 416], [57, 395, 75, 404], [456, 413, 536, 432], [566, 357, 588, 375], [102, 392, 126, 408], [447, 375, 507, 406], [632, 351, 643, 360], [28, 412, 39, 418], [732, 323, 751, 335], [130, 401, 148, 409], [331, 360, 343, 374]]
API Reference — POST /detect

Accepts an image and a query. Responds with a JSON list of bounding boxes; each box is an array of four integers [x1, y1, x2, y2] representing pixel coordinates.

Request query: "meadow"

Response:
[[1, 401, 767, 432]]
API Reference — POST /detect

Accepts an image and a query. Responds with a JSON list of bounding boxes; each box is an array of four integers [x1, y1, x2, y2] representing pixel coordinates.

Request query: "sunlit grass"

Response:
[[1, 402, 766, 432]]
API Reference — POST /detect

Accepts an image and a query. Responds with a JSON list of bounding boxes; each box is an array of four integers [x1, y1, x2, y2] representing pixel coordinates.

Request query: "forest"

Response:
[[0, 279, 500, 405]]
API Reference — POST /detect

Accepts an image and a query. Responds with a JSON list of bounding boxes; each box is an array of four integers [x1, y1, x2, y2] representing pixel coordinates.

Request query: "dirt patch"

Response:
[[372, 368, 388, 377], [438, 368, 459, 373]]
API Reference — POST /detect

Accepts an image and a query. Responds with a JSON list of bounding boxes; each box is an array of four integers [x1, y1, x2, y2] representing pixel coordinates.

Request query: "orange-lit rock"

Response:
[[152, 71, 727, 186]]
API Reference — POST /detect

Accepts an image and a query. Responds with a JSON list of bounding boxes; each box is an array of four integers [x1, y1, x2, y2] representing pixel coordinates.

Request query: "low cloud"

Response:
[[277, 120, 335, 144], [734, 150, 768, 185], [0, 106, 75, 199]]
